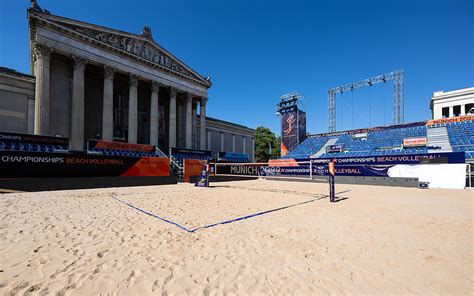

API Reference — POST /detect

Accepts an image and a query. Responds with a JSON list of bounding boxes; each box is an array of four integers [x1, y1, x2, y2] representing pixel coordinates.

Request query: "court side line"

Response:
[[191, 197, 322, 232], [111, 195, 194, 233], [111, 192, 344, 233]]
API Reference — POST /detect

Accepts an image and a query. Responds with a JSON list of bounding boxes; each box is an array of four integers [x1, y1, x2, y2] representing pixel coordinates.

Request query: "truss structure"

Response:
[[328, 70, 404, 132]]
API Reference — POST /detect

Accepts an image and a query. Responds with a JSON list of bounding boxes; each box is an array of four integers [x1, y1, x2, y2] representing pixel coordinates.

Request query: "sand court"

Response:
[[0, 180, 472, 295], [112, 181, 332, 232]]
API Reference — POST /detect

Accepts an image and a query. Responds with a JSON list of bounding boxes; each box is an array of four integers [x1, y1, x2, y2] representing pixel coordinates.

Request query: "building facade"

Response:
[[204, 116, 255, 160], [430, 87, 474, 119], [8, 2, 255, 158], [0, 68, 35, 134]]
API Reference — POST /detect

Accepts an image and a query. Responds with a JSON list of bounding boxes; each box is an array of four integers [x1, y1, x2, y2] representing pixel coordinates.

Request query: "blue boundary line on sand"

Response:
[[112, 196, 194, 233], [111, 194, 329, 233]]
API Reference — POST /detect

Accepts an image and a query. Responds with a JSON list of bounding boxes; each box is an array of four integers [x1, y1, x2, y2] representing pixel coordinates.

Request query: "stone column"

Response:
[[232, 135, 236, 152], [150, 81, 160, 146], [192, 100, 198, 149], [185, 93, 193, 148], [220, 133, 224, 152], [70, 56, 87, 151], [207, 130, 211, 152], [243, 136, 246, 154], [102, 66, 115, 141], [128, 74, 138, 144], [168, 87, 178, 148], [27, 98, 35, 134], [251, 138, 255, 161], [200, 97, 207, 150], [33, 43, 52, 135], [461, 105, 466, 116], [449, 106, 453, 118]]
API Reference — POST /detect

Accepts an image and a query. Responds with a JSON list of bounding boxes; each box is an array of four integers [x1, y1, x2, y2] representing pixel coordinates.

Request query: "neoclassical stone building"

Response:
[[18, 1, 255, 156]]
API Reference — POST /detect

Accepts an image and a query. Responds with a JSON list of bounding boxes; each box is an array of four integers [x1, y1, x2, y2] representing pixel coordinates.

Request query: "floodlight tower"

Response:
[[276, 92, 306, 156]]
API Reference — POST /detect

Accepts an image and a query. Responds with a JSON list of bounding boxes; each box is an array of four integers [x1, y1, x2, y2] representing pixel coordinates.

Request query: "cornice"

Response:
[[28, 10, 212, 89]]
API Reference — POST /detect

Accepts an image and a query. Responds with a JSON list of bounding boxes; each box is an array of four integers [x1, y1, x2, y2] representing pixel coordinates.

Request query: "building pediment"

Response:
[[28, 9, 211, 88]]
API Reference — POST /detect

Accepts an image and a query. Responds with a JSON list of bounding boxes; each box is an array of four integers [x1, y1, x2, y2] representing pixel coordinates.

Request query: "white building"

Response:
[[430, 87, 474, 119]]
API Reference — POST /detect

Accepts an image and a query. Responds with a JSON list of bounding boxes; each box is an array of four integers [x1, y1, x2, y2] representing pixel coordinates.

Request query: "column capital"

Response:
[[129, 74, 139, 87], [200, 97, 208, 107], [72, 55, 87, 71], [151, 81, 160, 93], [33, 43, 53, 60], [169, 87, 178, 98], [103, 65, 115, 80]]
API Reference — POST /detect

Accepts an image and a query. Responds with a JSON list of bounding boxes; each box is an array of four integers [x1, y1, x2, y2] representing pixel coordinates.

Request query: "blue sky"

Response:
[[1, 0, 473, 135]]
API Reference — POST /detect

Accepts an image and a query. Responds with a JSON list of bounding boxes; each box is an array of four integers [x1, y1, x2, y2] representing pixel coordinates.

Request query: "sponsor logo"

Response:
[[316, 166, 326, 175], [284, 115, 296, 135], [336, 167, 361, 174], [94, 140, 153, 152], [403, 137, 427, 147], [269, 158, 298, 166], [426, 114, 474, 126], [230, 165, 259, 175], [1, 156, 64, 163], [64, 157, 124, 165]]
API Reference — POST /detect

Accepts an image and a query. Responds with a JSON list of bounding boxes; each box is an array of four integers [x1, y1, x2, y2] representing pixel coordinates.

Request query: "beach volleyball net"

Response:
[[211, 160, 330, 180], [209, 159, 338, 202]]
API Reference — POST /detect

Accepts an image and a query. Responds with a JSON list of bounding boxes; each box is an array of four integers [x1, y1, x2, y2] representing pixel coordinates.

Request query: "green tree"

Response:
[[254, 126, 281, 162]]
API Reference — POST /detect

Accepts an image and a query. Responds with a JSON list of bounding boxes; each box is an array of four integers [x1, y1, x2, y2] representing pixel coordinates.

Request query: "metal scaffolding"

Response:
[[327, 69, 404, 132]]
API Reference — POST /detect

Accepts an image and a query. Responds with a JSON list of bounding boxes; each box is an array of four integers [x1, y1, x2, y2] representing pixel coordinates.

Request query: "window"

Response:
[[453, 105, 461, 117], [465, 104, 473, 115], [442, 107, 449, 118]]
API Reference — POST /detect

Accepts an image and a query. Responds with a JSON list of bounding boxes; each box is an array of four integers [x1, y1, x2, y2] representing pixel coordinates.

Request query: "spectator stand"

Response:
[[86, 139, 167, 158], [282, 118, 474, 162], [0, 131, 69, 153], [217, 152, 250, 163]]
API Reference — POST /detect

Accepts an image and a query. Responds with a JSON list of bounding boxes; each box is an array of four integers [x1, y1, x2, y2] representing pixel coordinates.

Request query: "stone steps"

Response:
[[427, 126, 452, 153], [312, 137, 339, 158]]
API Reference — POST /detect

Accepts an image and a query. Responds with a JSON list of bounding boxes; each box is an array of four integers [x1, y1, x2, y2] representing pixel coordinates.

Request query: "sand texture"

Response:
[[0, 180, 473, 295]]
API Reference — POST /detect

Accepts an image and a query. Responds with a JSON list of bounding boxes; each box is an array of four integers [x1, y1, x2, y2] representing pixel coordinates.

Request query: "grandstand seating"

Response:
[[0, 137, 169, 158], [446, 121, 474, 159], [282, 118, 474, 160], [318, 125, 428, 158], [88, 146, 166, 158], [0, 141, 68, 153], [282, 137, 328, 159], [218, 156, 250, 163], [171, 153, 210, 168], [217, 152, 250, 163]]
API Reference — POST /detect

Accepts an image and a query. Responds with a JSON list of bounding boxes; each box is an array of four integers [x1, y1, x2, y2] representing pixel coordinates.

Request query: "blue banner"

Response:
[[311, 152, 465, 165], [312, 165, 390, 177], [260, 164, 390, 177], [217, 151, 466, 179]]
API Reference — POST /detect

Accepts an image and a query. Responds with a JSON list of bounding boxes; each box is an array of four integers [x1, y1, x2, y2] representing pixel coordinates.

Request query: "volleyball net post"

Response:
[[328, 159, 336, 202]]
